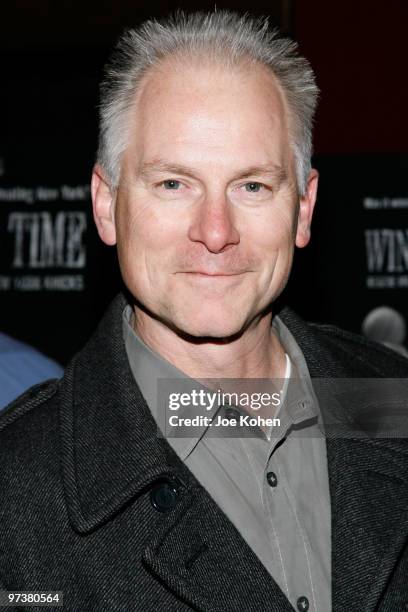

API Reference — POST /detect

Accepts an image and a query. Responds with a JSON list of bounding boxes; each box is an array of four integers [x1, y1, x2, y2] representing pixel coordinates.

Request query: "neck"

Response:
[[133, 306, 287, 381]]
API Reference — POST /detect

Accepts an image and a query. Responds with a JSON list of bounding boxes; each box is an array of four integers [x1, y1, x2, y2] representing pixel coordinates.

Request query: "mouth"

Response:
[[177, 271, 248, 288], [180, 271, 246, 277]]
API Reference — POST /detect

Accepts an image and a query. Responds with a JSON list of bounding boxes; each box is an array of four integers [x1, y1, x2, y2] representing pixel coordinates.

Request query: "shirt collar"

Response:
[[122, 304, 201, 460], [123, 305, 320, 460]]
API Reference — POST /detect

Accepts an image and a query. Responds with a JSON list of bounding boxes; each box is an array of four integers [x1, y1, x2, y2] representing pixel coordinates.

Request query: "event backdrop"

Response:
[[286, 154, 408, 332]]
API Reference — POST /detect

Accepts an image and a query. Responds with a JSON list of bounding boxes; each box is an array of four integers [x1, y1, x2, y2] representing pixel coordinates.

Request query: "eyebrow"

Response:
[[138, 158, 288, 185]]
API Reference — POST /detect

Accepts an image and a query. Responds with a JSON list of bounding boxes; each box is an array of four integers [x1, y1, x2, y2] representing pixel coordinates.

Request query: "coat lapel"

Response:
[[279, 307, 408, 612], [142, 485, 295, 611], [59, 293, 179, 533], [326, 436, 408, 612]]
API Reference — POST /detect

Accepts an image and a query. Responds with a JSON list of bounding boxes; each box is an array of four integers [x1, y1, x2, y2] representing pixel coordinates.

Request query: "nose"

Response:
[[188, 195, 240, 253]]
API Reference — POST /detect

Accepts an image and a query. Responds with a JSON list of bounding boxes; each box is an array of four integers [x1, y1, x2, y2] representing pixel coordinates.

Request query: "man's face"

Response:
[[92, 59, 317, 338]]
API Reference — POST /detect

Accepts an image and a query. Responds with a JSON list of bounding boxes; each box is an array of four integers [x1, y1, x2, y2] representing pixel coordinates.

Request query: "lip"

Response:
[[181, 271, 246, 277]]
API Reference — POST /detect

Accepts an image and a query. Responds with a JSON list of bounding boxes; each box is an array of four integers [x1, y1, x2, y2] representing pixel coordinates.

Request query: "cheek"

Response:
[[116, 200, 185, 281], [247, 208, 295, 293], [117, 199, 162, 254], [250, 206, 295, 254]]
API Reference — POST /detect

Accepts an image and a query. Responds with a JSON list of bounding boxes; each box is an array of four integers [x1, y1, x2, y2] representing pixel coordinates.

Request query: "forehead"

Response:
[[124, 57, 291, 170]]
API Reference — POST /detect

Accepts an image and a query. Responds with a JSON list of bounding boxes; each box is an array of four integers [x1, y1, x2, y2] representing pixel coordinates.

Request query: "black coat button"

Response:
[[150, 479, 181, 512], [266, 471, 278, 487], [297, 596, 309, 611]]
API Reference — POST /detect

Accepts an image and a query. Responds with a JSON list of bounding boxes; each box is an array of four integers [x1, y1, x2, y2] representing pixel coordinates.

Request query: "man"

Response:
[[0, 11, 407, 612]]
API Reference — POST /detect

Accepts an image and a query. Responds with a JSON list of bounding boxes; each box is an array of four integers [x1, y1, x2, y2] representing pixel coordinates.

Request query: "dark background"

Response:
[[1, 0, 407, 365]]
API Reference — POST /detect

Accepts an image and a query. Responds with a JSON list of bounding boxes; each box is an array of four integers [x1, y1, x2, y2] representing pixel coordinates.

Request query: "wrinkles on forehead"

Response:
[[138, 158, 288, 187]]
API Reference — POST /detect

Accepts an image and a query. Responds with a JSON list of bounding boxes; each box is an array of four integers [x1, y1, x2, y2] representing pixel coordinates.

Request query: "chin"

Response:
[[167, 307, 248, 341]]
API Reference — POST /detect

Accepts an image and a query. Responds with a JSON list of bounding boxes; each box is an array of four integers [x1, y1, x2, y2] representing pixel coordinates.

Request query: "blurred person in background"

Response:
[[0, 331, 63, 410], [362, 305, 408, 358]]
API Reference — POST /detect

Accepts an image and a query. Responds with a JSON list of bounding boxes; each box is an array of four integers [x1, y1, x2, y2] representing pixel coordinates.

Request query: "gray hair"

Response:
[[97, 11, 319, 196]]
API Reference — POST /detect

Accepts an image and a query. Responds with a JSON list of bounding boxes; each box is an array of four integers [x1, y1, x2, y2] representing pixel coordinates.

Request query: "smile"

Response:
[[179, 271, 247, 285], [181, 271, 247, 277]]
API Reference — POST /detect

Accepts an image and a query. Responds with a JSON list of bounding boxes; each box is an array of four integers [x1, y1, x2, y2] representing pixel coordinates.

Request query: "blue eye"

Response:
[[163, 179, 181, 190], [244, 182, 262, 193]]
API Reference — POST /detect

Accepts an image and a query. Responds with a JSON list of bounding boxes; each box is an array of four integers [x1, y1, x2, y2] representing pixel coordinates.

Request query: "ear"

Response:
[[295, 168, 319, 248], [91, 164, 117, 246]]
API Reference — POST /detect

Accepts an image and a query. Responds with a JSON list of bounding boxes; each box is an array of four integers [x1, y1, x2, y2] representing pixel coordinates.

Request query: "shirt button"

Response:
[[297, 596, 309, 611], [266, 471, 278, 487], [224, 407, 239, 420]]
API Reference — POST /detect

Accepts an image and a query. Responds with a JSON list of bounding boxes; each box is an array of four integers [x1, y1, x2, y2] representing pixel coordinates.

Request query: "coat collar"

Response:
[[59, 294, 408, 612], [59, 293, 187, 533]]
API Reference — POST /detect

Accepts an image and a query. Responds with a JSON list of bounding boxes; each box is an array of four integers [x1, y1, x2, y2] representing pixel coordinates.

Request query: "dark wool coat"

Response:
[[1, 294, 407, 612]]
